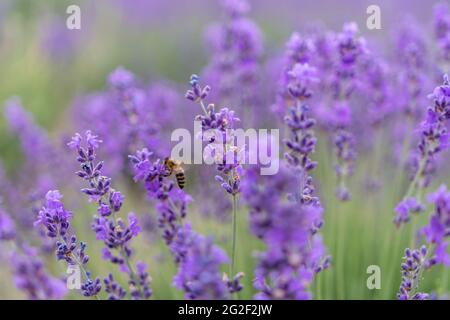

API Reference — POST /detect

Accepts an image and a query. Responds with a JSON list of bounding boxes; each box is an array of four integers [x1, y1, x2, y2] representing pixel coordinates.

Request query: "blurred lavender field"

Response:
[[0, 0, 450, 300]]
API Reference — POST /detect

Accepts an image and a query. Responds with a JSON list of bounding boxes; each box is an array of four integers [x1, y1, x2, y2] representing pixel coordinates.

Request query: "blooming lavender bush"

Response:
[[3, 0, 450, 301]]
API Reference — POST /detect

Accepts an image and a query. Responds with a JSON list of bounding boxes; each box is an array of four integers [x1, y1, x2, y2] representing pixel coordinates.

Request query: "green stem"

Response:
[[404, 155, 427, 200], [230, 194, 238, 280]]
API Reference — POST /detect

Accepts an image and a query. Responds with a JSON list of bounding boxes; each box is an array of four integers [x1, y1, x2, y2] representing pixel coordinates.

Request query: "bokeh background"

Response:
[[0, 0, 449, 299]]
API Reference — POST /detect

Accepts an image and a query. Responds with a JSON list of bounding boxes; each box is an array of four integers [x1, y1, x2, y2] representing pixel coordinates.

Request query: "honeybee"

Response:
[[164, 157, 186, 189]]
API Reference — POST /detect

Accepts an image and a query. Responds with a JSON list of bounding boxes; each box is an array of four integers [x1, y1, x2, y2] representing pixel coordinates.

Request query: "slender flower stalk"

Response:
[[68, 131, 151, 300], [35, 190, 101, 298], [185, 74, 244, 288], [329, 23, 366, 201]]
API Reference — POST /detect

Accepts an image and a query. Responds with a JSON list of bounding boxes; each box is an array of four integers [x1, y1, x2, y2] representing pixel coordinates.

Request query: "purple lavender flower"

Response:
[[281, 60, 321, 188], [108, 66, 144, 129], [146, 83, 182, 145], [283, 63, 321, 206], [433, 2, 450, 66], [108, 67, 161, 157], [185, 74, 246, 290], [129, 148, 191, 247], [242, 161, 329, 300], [39, 17, 82, 61], [223, 272, 245, 294], [272, 33, 315, 118], [71, 67, 168, 178], [333, 128, 356, 201], [69, 131, 150, 299], [129, 150, 240, 298], [71, 92, 128, 177], [203, 0, 263, 114], [173, 225, 230, 300], [186, 74, 242, 196], [361, 55, 393, 128], [108, 66, 135, 89], [0, 208, 15, 241], [35, 190, 71, 238], [421, 185, 450, 266], [395, 75, 450, 226], [253, 203, 328, 300], [310, 27, 334, 74], [397, 246, 431, 300], [3, 98, 53, 164], [185, 74, 211, 103], [35, 190, 100, 298], [335, 22, 366, 70], [11, 246, 67, 300], [92, 212, 140, 250], [196, 168, 232, 222], [3, 98, 62, 229], [242, 164, 297, 238], [394, 18, 430, 121], [241, 31, 329, 298], [394, 198, 425, 227], [329, 23, 366, 201], [103, 273, 127, 300], [397, 184, 450, 300], [130, 262, 152, 300], [81, 276, 102, 297]]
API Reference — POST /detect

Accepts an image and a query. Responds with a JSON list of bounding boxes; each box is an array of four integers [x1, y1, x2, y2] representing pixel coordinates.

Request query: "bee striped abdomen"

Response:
[[175, 172, 185, 189]]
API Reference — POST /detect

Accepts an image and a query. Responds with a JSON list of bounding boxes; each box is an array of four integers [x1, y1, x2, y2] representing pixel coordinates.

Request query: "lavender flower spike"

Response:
[[11, 246, 67, 300], [185, 74, 245, 288], [395, 75, 450, 226], [35, 190, 101, 298], [397, 247, 430, 300], [330, 23, 366, 201], [69, 130, 151, 300], [185, 74, 242, 196], [284, 63, 321, 206], [203, 0, 263, 112], [173, 225, 230, 300]]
